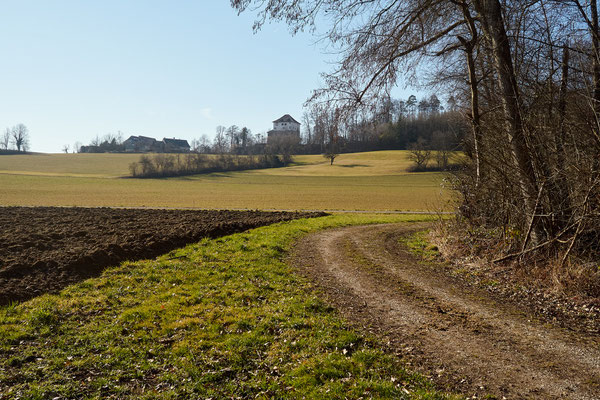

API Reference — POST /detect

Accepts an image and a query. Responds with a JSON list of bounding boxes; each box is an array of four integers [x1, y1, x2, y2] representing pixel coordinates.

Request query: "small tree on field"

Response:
[[11, 124, 29, 152], [409, 138, 432, 171], [323, 148, 339, 165], [431, 131, 453, 170]]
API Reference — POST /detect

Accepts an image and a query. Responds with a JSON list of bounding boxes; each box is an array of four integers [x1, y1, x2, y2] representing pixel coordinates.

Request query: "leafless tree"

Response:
[[323, 148, 339, 165], [190, 138, 201, 152], [213, 125, 227, 154], [191, 136, 212, 153], [226, 125, 240, 151], [62, 144, 70, 154], [255, 131, 266, 144], [409, 138, 432, 171], [11, 124, 29, 152], [232, 0, 463, 112], [90, 135, 101, 147], [431, 131, 453, 170], [1, 128, 10, 150], [302, 111, 313, 144]]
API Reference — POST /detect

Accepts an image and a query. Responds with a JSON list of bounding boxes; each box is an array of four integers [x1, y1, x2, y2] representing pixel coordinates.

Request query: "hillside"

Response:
[[0, 151, 453, 211]]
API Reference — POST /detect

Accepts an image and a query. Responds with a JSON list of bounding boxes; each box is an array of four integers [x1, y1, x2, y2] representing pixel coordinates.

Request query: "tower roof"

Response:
[[273, 114, 300, 124]]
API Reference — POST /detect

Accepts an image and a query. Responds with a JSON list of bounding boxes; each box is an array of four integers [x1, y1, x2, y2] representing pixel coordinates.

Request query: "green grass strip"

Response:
[[0, 214, 461, 399]]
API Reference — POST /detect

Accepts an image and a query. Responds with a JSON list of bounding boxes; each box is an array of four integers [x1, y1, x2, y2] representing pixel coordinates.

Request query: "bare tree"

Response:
[[431, 131, 453, 170], [190, 138, 201, 152], [1, 128, 10, 150], [199, 134, 211, 153], [225, 125, 240, 152], [409, 138, 432, 171], [232, 1, 463, 111], [302, 111, 313, 144], [323, 148, 339, 165], [11, 124, 30, 152], [213, 125, 227, 154], [62, 144, 70, 154], [90, 135, 101, 147]]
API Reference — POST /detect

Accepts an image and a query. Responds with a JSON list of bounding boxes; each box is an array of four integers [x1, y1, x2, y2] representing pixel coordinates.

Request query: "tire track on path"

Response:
[[291, 223, 600, 399]]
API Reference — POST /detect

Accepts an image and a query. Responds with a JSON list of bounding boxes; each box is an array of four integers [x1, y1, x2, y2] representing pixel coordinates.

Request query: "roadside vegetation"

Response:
[[0, 214, 460, 400]]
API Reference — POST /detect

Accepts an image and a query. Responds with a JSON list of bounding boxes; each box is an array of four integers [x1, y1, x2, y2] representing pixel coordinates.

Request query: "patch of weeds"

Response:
[[27, 298, 62, 331], [481, 279, 500, 288], [401, 230, 441, 261]]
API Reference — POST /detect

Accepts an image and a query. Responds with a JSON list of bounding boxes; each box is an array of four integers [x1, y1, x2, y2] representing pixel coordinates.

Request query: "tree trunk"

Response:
[[458, 1, 483, 187], [558, 43, 569, 143], [551, 42, 571, 229], [592, 0, 600, 117], [473, 0, 542, 242]]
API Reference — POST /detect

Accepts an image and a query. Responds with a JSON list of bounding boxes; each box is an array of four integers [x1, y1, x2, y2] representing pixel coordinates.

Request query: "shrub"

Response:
[[129, 153, 290, 178]]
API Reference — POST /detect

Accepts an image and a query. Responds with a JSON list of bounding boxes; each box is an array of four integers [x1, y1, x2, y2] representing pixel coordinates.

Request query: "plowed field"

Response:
[[0, 207, 324, 305]]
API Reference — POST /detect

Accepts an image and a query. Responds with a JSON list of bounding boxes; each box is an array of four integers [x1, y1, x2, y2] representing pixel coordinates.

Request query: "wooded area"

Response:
[[300, 95, 465, 156], [232, 0, 600, 266]]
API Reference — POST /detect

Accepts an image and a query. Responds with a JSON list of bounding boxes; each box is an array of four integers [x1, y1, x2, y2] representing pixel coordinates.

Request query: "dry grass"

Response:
[[0, 151, 453, 211], [0, 153, 139, 177], [429, 219, 600, 301]]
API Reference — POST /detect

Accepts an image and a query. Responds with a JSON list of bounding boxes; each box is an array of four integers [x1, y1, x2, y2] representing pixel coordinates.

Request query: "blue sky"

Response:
[[0, 1, 416, 153]]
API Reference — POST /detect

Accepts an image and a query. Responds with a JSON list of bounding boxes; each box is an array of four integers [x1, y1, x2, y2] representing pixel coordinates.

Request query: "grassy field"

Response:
[[0, 214, 460, 399], [0, 151, 454, 211]]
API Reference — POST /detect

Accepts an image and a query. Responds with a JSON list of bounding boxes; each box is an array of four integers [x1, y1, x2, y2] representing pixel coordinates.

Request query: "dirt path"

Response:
[[291, 223, 600, 399]]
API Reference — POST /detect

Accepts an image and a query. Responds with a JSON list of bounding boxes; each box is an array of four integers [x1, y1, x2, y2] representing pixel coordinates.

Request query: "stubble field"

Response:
[[0, 151, 453, 211]]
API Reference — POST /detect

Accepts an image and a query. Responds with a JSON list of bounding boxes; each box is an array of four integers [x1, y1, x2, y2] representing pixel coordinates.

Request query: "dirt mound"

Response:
[[0, 207, 324, 305]]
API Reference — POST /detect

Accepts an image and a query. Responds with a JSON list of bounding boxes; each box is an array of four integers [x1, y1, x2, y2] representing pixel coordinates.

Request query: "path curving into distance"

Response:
[[291, 223, 600, 400]]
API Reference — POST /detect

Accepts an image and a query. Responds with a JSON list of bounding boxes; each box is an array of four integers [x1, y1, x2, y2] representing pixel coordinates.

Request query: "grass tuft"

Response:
[[401, 230, 441, 261]]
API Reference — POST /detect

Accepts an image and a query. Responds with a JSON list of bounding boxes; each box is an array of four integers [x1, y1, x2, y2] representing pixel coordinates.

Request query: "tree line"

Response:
[[73, 132, 124, 153], [129, 153, 289, 178], [232, 0, 600, 267], [300, 94, 465, 159]]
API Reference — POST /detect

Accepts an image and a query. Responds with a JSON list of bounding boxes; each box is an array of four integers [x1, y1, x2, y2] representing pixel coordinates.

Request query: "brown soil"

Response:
[[291, 223, 600, 400], [0, 206, 324, 305]]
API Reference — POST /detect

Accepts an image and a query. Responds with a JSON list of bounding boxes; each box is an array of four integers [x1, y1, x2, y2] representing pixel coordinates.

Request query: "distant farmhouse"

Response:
[[163, 138, 191, 153], [267, 114, 301, 145], [123, 136, 190, 153], [123, 136, 161, 153]]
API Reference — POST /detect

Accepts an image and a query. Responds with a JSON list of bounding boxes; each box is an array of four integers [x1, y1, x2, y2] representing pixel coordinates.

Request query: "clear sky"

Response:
[[0, 1, 416, 153]]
